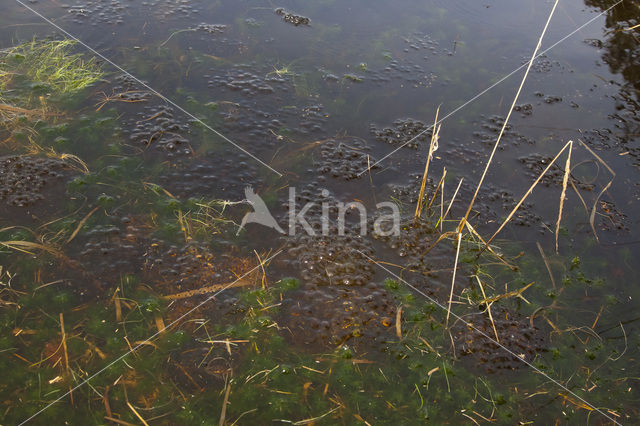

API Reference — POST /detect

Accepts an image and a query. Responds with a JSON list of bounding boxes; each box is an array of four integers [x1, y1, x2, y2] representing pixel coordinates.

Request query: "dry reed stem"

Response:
[[461, 412, 481, 426], [112, 287, 122, 322], [104, 416, 136, 426], [556, 141, 572, 253], [0, 240, 63, 257], [254, 249, 268, 290], [94, 90, 150, 111], [569, 178, 590, 216], [219, 378, 232, 426], [427, 168, 446, 211], [59, 313, 73, 405], [103, 386, 112, 418], [415, 107, 441, 220], [483, 139, 573, 250], [440, 174, 444, 232], [59, 313, 69, 369], [0, 103, 45, 116], [66, 206, 100, 244], [127, 401, 149, 426], [420, 231, 458, 258], [445, 232, 462, 328], [58, 153, 89, 174], [24, 138, 90, 174], [479, 281, 534, 304], [458, 0, 560, 232], [463, 221, 517, 271], [154, 312, 166, 334], [577, 139, 616, 243], [437, 177, 463, 227], [162, 278, 254, 300], [475, 275, 499, 342]]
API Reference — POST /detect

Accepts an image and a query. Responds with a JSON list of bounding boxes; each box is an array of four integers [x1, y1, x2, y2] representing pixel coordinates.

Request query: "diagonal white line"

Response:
[[359, 0, 624, 176], [356, 249, 622, 425], [14, 0, 283, 177], [19, 250, 283, 425]]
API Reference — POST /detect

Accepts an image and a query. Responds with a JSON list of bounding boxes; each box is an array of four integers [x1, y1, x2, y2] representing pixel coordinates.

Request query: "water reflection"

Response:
[[585, 0, 640, 93]]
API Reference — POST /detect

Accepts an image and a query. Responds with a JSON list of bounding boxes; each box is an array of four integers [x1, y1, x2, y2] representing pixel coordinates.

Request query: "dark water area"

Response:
[[1, 0, 639, 424]]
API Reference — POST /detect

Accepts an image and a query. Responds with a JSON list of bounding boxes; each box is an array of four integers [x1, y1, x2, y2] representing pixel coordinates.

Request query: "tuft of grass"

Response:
[[0, 39, 103, 138], [1, 38, 103, 95]]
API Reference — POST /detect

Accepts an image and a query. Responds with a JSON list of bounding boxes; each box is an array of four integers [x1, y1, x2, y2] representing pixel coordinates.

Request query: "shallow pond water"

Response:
[[1, 0, 639, 424]]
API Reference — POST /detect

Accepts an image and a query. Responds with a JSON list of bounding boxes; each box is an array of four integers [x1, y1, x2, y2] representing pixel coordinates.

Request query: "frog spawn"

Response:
[[217, 101, 285, 142], [281, 185, 375, 286], [282, 281, 397, 348], [278, 186, 398, 348], [274, 8, 310, 26], [143, 241, 244, 294], [122, 105, 193, 158], [160, 149, 260, 201], [380, 173, 543, 232], [285, 233, 375, 288], [109, 74, 152, 103], [207, 66, 289, 96], [370, 118, 432, 149], [70, 217, 149, 287], [472, 115, 534, 149], [451, 306, 545, 373], [383, 173, 437, 206], [0, 155, 70, 207], [315, 137, 378, 180], [518, 153, 593, 191], [64, 0, 128, 26]]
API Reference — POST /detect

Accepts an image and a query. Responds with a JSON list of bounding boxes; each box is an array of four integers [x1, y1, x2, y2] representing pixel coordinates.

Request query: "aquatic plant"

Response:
[[1, 39, 103, 95], [0, 38, 104, 141]]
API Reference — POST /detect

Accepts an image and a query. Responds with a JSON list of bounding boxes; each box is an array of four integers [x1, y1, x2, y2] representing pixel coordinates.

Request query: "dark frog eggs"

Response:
[[0, 155, 70, 207], [315, 137, 378, 180]]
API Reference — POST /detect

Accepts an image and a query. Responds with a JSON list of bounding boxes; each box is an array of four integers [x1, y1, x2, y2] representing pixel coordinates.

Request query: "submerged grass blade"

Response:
[[536, 241, 556, 290], [66, 206, 100, 244], [1, 240, 62, 257], [577, 139, 616, 244]]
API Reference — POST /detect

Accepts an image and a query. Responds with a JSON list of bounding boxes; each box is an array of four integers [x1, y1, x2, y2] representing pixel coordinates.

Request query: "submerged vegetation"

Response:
[[1, 39, 103, 96], [0, 39, 103, 144]]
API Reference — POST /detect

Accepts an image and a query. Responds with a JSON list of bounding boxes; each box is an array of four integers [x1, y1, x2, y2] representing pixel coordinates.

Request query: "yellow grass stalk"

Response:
[[476, 275, 499, 342], [415, 107, 441, 220], [483, 139, 573, 250], [445, 232, 462, 328], [458, 0, 560, 232], [577, 139, 616, 244], [556, 141, 572, 253], [162, 278, 254, 300], [427, 168, 446, 211], [463, 221, 517, 271], [66, 206, 100, 244]]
